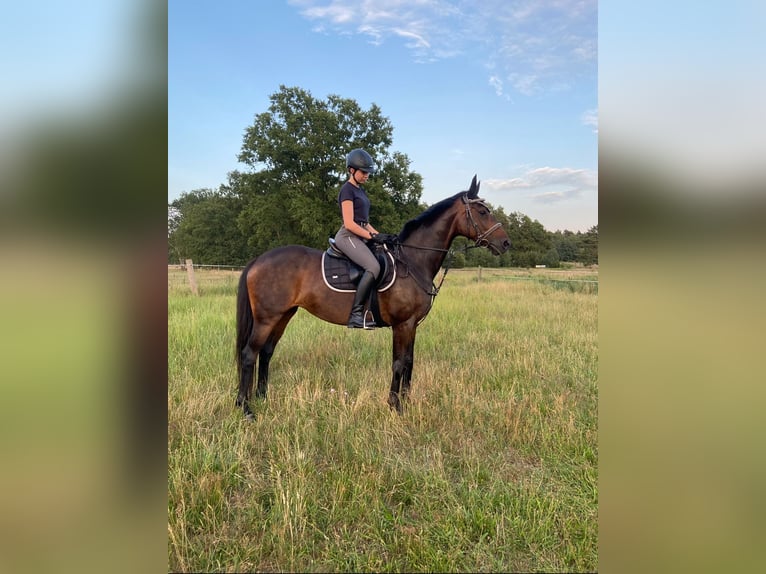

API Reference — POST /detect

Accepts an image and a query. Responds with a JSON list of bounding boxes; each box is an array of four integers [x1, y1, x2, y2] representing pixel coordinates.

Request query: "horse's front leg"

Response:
[[389, 323, 416, 414]]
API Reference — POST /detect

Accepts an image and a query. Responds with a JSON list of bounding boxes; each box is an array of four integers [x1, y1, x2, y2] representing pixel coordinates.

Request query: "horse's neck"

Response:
[[402, 215, 458, 279]]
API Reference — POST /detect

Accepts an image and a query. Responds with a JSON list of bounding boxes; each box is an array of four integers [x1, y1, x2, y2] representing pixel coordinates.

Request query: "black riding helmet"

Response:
[[346, 148, 376, 174]]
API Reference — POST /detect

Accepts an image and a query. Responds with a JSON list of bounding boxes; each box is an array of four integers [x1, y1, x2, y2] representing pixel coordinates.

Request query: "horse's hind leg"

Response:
[[255, 308, 298, 399], [237, 309, 298, 418], [236, 338, 259, 418], [389, 323, 416, 414]]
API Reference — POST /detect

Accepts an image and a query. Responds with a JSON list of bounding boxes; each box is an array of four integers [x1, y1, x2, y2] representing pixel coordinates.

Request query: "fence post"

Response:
[[478, 266, 482, 282], [185, 259, 199, 296]]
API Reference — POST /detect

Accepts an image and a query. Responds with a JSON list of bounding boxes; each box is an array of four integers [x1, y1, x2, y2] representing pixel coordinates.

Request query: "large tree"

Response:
[[552, 230, 579, 262], [504, 212, 554, 267], [552, 227, 598, 266], [168, 188, 250, 265], [232, 85, 424, 253], [167, 86, 597, 267], [579, 225, 599, 265]]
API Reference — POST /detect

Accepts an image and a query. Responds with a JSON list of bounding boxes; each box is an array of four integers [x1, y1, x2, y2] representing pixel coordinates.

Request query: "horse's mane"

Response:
[[398, 191, 463, 242]]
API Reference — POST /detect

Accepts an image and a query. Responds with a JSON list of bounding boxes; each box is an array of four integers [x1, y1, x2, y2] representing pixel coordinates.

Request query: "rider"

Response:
[[334, 148, 381, 329]]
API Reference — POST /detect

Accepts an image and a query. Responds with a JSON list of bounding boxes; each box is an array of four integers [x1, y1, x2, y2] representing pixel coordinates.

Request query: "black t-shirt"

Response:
[[337, 181, 371, 224]]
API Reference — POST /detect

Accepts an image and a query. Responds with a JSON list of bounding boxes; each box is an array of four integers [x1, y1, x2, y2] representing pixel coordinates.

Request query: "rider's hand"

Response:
[[369, 233, 398, 245]]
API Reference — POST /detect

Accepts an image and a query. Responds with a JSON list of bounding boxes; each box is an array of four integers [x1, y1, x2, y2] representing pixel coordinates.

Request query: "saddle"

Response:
[[322, 238, 396, 292], [322, 239, 397, 328]]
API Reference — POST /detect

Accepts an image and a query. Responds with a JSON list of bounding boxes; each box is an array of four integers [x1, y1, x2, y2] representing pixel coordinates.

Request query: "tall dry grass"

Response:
[[168, 267, 597, 572]]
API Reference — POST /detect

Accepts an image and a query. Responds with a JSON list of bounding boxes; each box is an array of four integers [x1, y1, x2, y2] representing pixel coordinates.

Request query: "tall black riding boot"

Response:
[[347, 270, 376, 329]]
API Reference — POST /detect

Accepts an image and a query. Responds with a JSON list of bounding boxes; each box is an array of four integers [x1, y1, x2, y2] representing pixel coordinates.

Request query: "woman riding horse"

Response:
[[333, 148, 383, 329]]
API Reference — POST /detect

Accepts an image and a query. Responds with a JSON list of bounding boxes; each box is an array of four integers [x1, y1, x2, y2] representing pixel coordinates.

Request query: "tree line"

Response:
[[168, 86, 597, 268]]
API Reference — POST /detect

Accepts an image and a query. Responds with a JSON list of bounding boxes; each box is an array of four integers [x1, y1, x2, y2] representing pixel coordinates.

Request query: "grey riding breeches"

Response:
[[333, 226, 380, 279]]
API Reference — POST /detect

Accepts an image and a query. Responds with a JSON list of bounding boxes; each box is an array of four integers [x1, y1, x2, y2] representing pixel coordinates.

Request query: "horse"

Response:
[[235, 175, 511, 417]]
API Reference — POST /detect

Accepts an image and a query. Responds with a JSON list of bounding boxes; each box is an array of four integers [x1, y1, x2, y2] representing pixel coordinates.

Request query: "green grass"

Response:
[[168, 267, 597, 572]]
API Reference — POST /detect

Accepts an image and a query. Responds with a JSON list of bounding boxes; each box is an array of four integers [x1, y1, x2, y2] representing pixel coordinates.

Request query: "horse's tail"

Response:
[[235, 258, 257, 379]]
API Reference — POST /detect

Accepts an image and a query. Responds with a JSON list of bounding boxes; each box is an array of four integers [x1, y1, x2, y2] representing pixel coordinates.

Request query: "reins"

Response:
[[392, 241, 482, 296], [386, 194, 498, 299], [382, 242, 441, 297]]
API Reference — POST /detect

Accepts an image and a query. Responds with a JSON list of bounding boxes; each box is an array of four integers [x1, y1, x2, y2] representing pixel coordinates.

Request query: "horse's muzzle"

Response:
[[489, 239, 511, 255]]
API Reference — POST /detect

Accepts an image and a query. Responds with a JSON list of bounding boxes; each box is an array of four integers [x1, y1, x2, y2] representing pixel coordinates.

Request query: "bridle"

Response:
[[462, 194, 503, 248], [398, 193, 502, 254], [388, 193, 504, 299]]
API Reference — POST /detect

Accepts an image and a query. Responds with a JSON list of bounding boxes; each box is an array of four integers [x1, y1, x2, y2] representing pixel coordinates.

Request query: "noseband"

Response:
[[462, 194, 502, 247]]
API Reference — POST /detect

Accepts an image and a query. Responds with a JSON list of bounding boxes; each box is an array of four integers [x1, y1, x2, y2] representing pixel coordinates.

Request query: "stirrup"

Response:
[[347, 309, 375, 330], [362, 309, 376, 330]]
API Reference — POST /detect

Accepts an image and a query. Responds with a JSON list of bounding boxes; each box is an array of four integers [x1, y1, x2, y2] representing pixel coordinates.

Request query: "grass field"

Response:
[[168, 267, 598, 572]]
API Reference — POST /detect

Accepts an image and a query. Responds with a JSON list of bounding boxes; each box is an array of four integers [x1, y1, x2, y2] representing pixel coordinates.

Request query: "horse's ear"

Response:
[[468, 174, 480, 198]]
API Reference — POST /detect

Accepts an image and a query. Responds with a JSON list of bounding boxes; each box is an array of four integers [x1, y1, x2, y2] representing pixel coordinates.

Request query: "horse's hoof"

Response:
[[244, 412, 255, 422], [387, 393, 403, 414]]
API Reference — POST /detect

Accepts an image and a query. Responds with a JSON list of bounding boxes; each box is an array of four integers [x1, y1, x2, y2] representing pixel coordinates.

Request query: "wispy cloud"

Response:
[[450, 147, 466, 161], [289, 0, 596, 96], [581, 108, 598, 133], [509, 73, 539, 96], [484, 167, 597, 204], [393, 28, 430, 49], [300, 2, 354, 24], [488, 74, 506, 99]]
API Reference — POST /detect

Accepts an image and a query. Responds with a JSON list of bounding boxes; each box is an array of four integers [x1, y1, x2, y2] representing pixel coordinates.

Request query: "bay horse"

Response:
[[235, 175, 510, 417]]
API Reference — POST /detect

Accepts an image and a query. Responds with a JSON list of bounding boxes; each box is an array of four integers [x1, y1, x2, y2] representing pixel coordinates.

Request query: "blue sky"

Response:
[[169, 0, 598, 232]]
